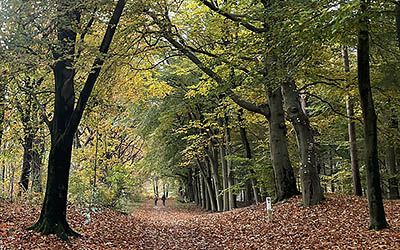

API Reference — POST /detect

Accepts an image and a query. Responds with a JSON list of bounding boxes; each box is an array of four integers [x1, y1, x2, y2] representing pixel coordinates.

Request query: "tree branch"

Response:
[[66, 0, 126, 137], [199, 0, 268, 33]]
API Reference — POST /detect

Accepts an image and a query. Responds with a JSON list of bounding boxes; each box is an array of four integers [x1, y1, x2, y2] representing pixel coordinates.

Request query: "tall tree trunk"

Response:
[[281, 80, 323, 206], [200, 173, 206, 209], [267, 87, 299, 202], [342, 46, 363, 196], [238, 109, 259, 203], [219, 141, 230, 211], [207, 145, 222, 211], [346, 97, 363, 196], [9, 164, 15, 201], [224, 114, 236, 210], [357, 0, 388, 230]]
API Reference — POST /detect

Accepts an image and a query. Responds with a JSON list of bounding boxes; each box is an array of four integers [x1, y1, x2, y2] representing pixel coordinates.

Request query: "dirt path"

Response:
[[127, 199, 219, 250]]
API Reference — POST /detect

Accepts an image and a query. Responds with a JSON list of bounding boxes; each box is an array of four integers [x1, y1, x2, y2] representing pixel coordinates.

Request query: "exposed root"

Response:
[[28, 218, 81, 241]]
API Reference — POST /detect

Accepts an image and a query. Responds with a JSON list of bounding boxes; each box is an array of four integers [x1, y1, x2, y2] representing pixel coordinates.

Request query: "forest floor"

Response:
[[1, 194, 400, 249]]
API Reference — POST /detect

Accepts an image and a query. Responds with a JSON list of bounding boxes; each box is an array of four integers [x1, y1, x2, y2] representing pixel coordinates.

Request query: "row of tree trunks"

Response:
[[196, 158, 217, 212], [190, 106, 237, 212], [156, 26, 302, 205]]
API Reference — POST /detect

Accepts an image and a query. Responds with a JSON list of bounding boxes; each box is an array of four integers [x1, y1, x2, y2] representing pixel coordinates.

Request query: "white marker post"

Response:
[[266, 197, 273, 221]]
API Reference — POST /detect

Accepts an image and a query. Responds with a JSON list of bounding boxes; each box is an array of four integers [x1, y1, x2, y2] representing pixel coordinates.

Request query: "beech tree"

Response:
[[28, 0, 126, 239], [357, 0, 388, 230]]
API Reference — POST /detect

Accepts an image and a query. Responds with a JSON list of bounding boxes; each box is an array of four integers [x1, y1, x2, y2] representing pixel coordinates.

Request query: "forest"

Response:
[[0, 0, 400, 249]]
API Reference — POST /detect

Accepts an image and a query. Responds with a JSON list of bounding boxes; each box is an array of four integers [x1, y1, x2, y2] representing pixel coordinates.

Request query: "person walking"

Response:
[[161, 194, 166, 206], [154, 195, 159, 206]]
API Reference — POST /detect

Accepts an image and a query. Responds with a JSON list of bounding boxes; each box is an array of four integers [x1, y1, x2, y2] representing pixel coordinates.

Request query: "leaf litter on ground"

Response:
[[0, 194, 399, 249]]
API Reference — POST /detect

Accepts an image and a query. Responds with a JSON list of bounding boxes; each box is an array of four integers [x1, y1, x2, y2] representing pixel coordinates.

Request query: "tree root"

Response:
[[28, 218, 81, 241]]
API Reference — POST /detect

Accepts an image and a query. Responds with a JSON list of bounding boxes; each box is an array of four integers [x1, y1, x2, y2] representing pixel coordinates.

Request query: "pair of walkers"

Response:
[[154, 194, 166, 206]]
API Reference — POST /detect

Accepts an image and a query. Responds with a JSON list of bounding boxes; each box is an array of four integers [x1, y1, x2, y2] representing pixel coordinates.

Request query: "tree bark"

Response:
[[357, 0, 388, 230], [268, 87, 299, 201], [281, 80, 323, 206]]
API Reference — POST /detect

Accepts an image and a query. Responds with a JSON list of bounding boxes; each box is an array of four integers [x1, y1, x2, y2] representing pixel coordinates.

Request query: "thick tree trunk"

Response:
[[267, 87, 299, 201], [30, 137, 78, 239], [153, 176, 159, 197], [281, 80, 323, 206], [205, 160, 217, 211], [357, 0, 388, 230]]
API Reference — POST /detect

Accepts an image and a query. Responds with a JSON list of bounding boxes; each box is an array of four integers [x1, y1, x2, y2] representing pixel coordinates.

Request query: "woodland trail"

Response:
[[1, 195, 400, 249]]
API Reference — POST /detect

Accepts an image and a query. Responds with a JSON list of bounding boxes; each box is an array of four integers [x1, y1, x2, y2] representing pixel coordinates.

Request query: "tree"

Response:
[[29, 0, 126, 239], [357, 0, 388, 230]]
